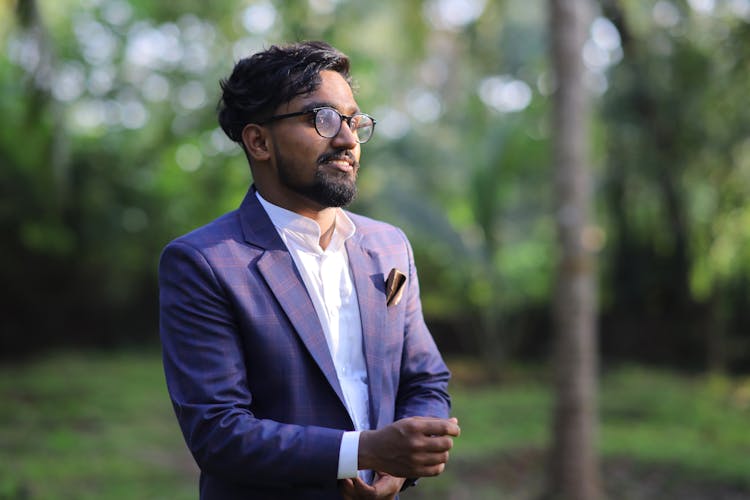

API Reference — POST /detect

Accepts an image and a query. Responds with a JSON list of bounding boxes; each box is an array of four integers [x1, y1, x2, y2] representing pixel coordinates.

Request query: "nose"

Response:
[[331, 118, 359, 149]]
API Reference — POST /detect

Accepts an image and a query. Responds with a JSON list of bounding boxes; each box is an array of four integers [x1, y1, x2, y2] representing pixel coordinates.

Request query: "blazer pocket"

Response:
[[385, 268, 406, 307]]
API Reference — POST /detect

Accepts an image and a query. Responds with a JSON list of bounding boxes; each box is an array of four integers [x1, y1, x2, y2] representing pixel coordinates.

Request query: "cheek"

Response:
[[274, 123, 323, 156], [274, 141, 319, 172], [286, 134, 326, 162]]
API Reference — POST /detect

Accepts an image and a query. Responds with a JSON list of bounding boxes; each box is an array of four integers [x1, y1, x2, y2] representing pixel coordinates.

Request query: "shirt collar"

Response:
[[256, 191, 356, 253]]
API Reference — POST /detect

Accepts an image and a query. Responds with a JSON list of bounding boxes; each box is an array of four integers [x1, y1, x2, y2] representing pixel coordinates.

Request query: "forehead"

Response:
[[284, 70, 358, 112]]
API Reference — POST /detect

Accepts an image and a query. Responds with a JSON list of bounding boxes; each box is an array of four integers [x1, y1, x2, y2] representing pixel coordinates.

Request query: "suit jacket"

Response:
[[159, 187, 451, 499]]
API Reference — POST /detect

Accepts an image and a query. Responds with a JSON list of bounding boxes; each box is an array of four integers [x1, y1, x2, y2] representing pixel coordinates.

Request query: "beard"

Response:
[[276, 149, 359, 208], [307, 168, 358, 207]]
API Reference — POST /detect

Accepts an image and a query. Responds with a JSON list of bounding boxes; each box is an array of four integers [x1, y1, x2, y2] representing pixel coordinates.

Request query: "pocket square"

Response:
[[385, 268, 407, 307]]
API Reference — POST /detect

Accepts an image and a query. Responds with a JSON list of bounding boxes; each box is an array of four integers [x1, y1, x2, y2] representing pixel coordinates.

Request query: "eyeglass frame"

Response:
[[257, 106, 377, 144]]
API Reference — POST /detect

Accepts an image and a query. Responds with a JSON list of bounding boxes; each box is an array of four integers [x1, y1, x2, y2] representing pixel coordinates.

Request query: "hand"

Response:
[[358, 417, 460, 479], [339, 473, 406, 500]]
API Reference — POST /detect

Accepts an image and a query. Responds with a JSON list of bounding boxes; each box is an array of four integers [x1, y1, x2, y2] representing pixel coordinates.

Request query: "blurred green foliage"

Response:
[[1, 0, 749, 370]]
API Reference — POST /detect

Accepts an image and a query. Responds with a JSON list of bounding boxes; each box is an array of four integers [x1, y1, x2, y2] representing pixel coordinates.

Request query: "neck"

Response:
[[315, 208, 337, 250], [253, 184, 338, 249]]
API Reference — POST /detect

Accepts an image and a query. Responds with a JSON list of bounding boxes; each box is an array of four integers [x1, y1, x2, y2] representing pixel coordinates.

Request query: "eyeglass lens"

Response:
[[315, 108, 374, 143]]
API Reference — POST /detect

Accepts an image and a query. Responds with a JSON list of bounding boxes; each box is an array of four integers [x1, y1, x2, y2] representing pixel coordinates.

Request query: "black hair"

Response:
[[217, 41, 352, 144]]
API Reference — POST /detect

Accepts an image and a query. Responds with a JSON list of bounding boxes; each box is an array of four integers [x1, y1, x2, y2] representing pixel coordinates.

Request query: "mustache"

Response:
[[318, 150, 357, 165]]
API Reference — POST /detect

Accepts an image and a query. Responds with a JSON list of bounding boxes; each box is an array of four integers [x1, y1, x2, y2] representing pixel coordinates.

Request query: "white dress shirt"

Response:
[[256, 193, 369, 480]]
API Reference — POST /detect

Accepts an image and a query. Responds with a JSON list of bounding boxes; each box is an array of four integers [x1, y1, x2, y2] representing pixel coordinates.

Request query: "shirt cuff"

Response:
[[337, 431, 361, 479]]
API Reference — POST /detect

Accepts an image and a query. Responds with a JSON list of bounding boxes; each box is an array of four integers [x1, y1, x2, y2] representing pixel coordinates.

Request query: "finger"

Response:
[[372, 471, 398, 484], [420, 435, 454, 452], [351, 481, 377, 499], [413, 450, 450, 467], [410, 418, 461, 437], [372, 473, 405, 499], [339, 478, 355, 496], [417, 462, 446, 477], [352, 476, 376, 493], [446, 419, 461, 436]]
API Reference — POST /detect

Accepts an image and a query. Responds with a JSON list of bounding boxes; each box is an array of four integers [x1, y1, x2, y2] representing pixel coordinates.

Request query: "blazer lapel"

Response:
[[346, 236, 387, 430], [239, 189, 347, 409]]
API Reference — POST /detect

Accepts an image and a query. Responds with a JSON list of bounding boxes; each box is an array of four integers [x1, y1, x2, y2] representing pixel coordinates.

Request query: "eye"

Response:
[[354, 114, 368, 129]]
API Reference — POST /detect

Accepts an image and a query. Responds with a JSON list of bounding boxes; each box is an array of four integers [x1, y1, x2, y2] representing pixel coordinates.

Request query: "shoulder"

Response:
[[163, 210, 243, 255], [346, 211, 411, 250]]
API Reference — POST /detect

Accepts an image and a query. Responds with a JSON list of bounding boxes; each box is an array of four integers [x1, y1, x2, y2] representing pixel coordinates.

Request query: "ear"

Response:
[[241, 124, 271, 162]]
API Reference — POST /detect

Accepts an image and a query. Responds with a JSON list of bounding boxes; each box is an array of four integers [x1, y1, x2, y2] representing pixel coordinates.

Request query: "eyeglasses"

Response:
[[260, 106, 376, 144]]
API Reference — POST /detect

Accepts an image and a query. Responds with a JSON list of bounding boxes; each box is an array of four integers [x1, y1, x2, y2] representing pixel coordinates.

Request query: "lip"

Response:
[[321, 158, 355, 172]]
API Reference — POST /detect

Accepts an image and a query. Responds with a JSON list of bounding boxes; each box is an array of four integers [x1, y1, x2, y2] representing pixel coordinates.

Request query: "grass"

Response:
[[415, 361, 750, 498], [1, 351, 749, 499], [0, 350, 196, 499], [599, 367, 750, 485], [448, 363, 750, 479]]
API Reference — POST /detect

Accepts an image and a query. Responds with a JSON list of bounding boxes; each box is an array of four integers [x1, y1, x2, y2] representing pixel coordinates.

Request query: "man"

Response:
[[159, 41, 458, 500]]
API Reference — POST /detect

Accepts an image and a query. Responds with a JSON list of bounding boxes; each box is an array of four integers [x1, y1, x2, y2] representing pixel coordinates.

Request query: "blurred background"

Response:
[[1, 0, 749, 498]]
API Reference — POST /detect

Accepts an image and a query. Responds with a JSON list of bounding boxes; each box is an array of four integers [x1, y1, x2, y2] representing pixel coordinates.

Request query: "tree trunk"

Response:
[[543, 0, 602, 499]]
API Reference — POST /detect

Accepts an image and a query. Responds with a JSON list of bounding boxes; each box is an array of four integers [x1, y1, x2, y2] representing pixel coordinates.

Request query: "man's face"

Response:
[[265, 70, 362, 210]]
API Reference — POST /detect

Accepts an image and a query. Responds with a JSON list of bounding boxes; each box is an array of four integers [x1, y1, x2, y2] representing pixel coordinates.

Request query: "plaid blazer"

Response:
[[159, 187, 451, 499]]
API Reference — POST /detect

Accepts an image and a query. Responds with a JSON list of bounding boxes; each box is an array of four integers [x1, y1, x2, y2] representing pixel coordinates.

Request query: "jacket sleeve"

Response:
[[393, 231, 452, 421], [159, 240, 342, 488]]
